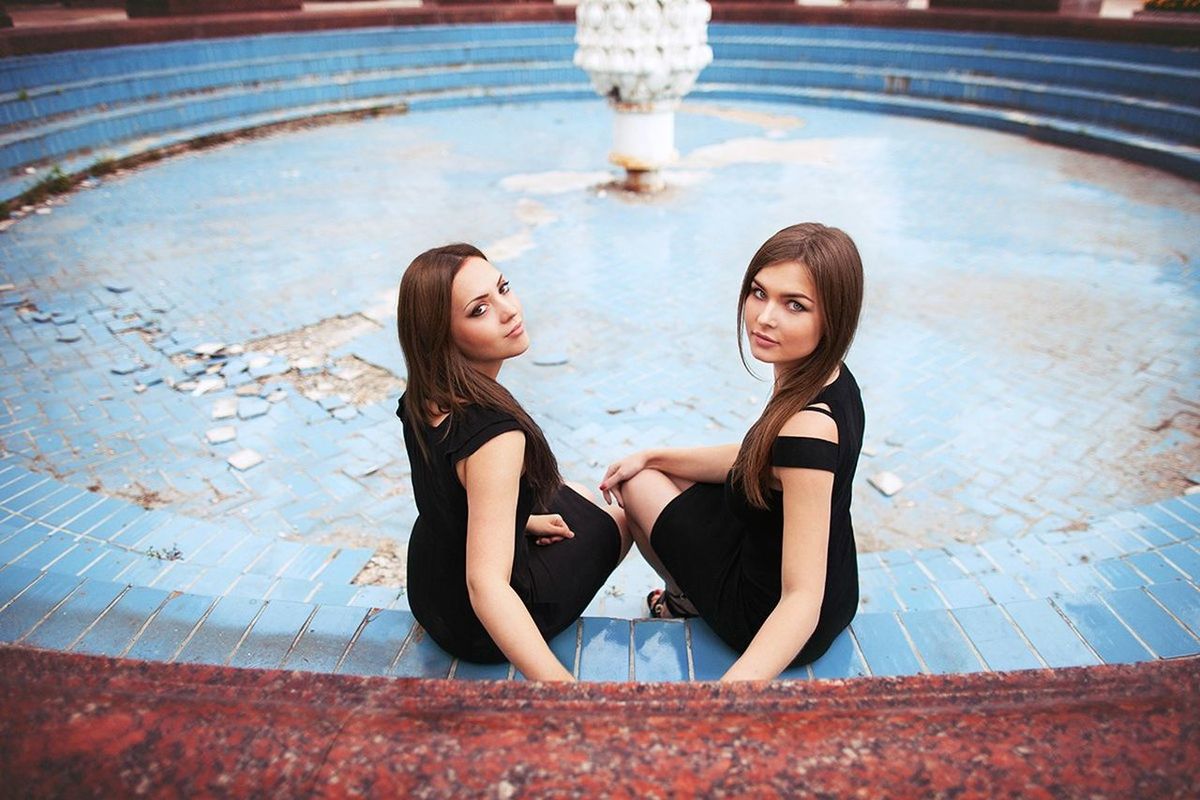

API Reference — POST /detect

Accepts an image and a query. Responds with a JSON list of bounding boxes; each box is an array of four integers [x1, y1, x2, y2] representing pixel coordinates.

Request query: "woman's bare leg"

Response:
[[618, 469, 694, 596]]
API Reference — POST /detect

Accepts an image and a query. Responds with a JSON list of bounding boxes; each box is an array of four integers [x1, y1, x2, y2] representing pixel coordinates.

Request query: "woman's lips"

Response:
[[751, 331, 778, 346]]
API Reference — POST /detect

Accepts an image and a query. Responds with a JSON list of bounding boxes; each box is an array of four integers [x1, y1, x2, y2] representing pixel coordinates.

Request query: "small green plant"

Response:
[[89, 157, 118, 177], [17, 89, 28, 102], [145, 543, 183, 561], [24, 165, 73, 205]]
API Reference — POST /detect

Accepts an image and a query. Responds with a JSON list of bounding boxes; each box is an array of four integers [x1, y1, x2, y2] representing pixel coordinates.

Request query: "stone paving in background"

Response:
[[1, 99, 1197, 617]]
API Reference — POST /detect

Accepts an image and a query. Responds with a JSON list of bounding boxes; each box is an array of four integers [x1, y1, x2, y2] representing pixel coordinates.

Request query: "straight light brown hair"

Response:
[[730, 223, 864, 509], [397, 243, 561, 508]]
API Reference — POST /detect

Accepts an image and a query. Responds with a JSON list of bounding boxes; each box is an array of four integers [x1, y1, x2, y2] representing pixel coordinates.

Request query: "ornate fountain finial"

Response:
[[574, 0, 714, 192]]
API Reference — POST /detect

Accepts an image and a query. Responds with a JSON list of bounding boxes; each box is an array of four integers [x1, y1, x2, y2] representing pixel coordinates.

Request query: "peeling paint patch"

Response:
[[500, 171, 613, 194]]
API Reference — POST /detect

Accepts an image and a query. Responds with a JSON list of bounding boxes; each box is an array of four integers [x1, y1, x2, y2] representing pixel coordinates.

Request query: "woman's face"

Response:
[[449, 256, 530, 369], [743, 260, 824, 369]]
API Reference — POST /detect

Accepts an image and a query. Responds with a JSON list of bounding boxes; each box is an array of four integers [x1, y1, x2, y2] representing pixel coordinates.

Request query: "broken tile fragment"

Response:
[[212, 397, 238, 420], [227, 449, 263, 471], [192, 377, 226, 396], [105, 283, 133, 293], [235, 383, 262, 397], [110, 360, 145, 375], [319, 396, 346, 412], [267, 390, 287, 404], [206, 426, 237, 444], [56, 326, 82, 343], [238, 397, 271, 419], [193, 342, 224, 356], [869, 471, 905, 497]]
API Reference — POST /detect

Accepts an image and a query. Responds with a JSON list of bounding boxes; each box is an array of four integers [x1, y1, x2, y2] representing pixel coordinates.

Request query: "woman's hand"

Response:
[[526, 514, 574, 546], [600, 451, 649, 507]]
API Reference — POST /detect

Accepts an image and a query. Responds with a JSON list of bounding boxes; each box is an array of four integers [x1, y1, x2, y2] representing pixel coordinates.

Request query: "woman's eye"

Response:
[[498, 281, 511, 295], [752, 287, 766, 300], [788, 301, 807, 313], [470, 304, 488, 317]]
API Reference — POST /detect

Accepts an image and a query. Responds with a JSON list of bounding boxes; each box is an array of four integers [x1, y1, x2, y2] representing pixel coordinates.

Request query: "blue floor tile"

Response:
[[0, 524, 53, 565], [1092, 559, 1145, 590], [72, 585, 170, 657], [1146, 582, 1200, 637], [896, 582, 947, 611], [1053, 594, 1153, 665], [578, 617, 630, 681], [78, 549, 138, 581], [0, 571, 82, 643], [337, 608, 414, 677], [454, 658, 512, 680], [899, 608, 985, 674], [1101, 588, 1199, 659], [1004, 598, 1100, 668], [184, 566, 241, 597], [979, 573, 1033, 604], [21, 577, 126, 650], [952, 605, 1042, 672], [1125, 551, 1187, 584], [175, 595, 264, 665], [633, 619, 689, 682], [228, 599, 314, 670], [47, 539, 107, 577], [1158, 543, 1200, 582], [809, 627, 868, 679], [283, 604, 366, 672], [391, 624, 452, 678], [851, 613, 924, 677], [0, 564, 43, 609], [687, 619, 738, 681], [314, 547, 373, 585], [123, 592, 215, 662]]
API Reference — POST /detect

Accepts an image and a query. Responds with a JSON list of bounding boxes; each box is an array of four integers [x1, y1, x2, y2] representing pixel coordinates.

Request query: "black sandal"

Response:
[[647, 588, 699, 619]]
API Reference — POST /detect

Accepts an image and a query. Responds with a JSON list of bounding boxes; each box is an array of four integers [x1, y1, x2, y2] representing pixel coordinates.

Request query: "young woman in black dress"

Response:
[[397, 244, 631, 681], [601, 223, 865, 681]]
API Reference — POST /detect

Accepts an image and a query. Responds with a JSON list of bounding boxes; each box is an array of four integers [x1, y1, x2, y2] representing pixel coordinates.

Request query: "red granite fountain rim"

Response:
[[1, 2, 1195, 57], [4, 643, 1196, 713]]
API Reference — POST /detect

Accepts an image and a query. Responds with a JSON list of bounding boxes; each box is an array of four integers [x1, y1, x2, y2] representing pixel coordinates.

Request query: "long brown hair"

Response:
[[397, 243, 561, 507], [730, 223, 864, 509]]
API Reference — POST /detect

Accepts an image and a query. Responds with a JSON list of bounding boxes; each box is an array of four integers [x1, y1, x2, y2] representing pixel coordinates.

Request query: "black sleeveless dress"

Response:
[[398, 397, 621, 663], [651, 366, 864, 665]]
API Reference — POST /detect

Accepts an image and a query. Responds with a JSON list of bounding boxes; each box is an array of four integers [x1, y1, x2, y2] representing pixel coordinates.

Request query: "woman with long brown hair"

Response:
[[601, 223, 865, 681], [397, 244, 630, 680]]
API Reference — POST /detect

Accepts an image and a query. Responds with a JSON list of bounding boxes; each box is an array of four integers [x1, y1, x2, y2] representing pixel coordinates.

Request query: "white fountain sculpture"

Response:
[[574, 0, 714, 192]]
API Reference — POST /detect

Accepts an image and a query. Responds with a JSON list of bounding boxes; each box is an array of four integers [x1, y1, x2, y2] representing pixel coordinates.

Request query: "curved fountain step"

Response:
[[1, 22, 1197, 198], [1, 455, 1197, 681], [692, 83, 1200, 179]]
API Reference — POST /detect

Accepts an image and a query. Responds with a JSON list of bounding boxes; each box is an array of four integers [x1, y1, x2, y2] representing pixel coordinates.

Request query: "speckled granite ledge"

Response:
[[1, 645, 1195, 797]]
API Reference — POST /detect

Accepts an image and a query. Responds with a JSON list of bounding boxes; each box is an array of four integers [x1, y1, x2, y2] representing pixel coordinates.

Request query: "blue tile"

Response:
[[952, 605, 1042, 671], [307, 582, 360, 606], [1004, 599, 1100, 668], [857, 584, 903, 613], [899, 609, 985, 674], [124, 592, 214, 662], [0, 564, 42, 609], [1053, 594, 1153, 665], [175, 595, 264, 665], [47, 539, 107, 576], [1015, 570, 1070, 598], [979, 573, 1032, 604], [226, 572, 274, 598], [578, 617, 630, 681], [0, 571, 82, 643], [22, 578, 127, 650], [229, 599, 314, 669], [1157, 543, 1200, 582], [851, 613, 924, 677], [454, 658, 512, 680], [547, 621, 580, 676], [338, 608, 414, 677], [73, 585, 170, 657], [265, 576, 315, 602], [937, 577, 990, 609], [0, 524, 52, 564], [391, 624, 453, 678], [896, 582, 947, 611], [809, 627, 868, 679], [79, 549, 138, 581], [912, 551, 966, 581], [278, 545, 334, 581], [13, 531, 77, 570], [248, 540, 305, 577], [632, 619, 689, 681], [1146, 582, 1200, 637], [186, 566, 241, 597], [313, 547, 372, 584], [687, 619, 738, 681], [283, 604, 366, 672], [1125, 551, 1187, 584], [1101, 588, 1199, 659], [1090, 558, 1144, 590]]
